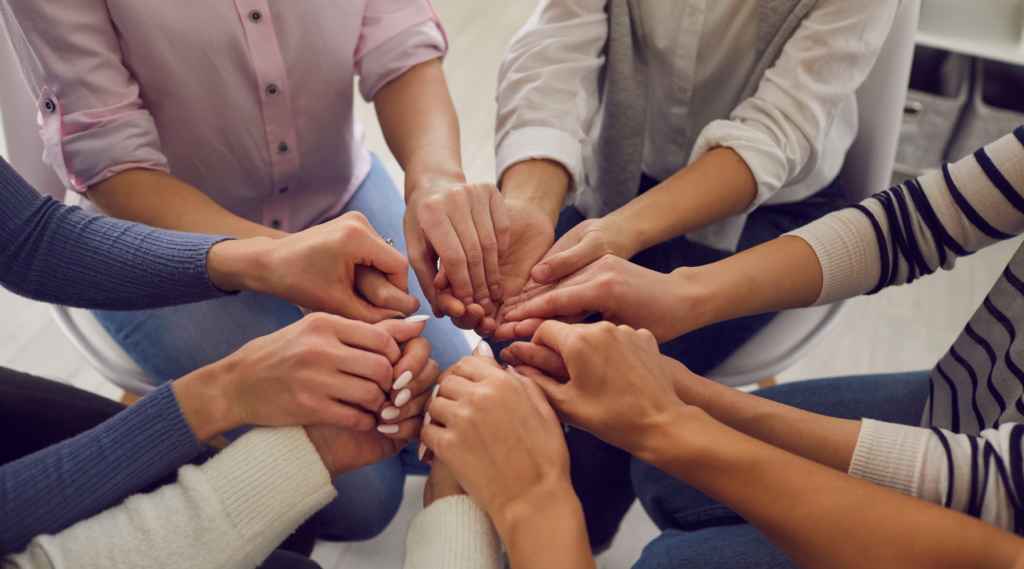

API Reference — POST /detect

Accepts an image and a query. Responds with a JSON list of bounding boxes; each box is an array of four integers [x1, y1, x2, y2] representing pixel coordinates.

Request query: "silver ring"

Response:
[[380, 234, 395, 247]]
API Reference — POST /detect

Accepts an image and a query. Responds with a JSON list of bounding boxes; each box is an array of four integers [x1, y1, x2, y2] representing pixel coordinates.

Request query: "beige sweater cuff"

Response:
[[787, 207, 882, 306], [404, 495, 503, 569], [204, 427, 337, 567], [848, 419, 931, 498]]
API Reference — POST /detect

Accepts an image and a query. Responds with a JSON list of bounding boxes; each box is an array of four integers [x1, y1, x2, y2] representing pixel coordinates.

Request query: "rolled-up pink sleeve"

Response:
[[355, 0, 448, 101], [2, 0, 168, 194]]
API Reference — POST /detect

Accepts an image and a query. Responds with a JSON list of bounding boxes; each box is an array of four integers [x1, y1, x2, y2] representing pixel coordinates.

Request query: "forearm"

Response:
[[374, 59, 465, 197], [643, 408, 1024, 569], [669, 361, 860, 472], [88, 169, 286, 239], [499, 159, 569, 229], [674, 234, 823, 335], [610, 147, 757, 255], [494, 486, 594, 569]]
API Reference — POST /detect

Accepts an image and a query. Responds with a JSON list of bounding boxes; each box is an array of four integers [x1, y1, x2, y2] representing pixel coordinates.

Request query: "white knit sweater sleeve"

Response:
[[4, 427, 337, 569], [788, 128, 1024, 306], [849, 419, 1022, 533], [403, 495, 503, 569]]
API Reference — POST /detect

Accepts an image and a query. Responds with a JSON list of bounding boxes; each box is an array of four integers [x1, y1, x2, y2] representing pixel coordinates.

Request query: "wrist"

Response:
[[500, 159, 568, 227], [632, 403, 708, 467], [491, 477, 582, 541], [171, 359, 240, 444], [205, 237, 275, 294], [668, 266, 717, 336], [403, 148, 467, 200]]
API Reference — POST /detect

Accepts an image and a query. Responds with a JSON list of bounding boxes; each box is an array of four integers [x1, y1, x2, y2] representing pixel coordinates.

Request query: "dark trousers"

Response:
[[0, 367, 320, 566], [561, 175, 847, 550]]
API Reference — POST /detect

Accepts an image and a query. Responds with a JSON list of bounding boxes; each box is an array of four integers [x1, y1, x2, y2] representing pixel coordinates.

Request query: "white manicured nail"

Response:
[[404, 314, 430, 323], [424, 411, 432, 426], [418, 442, 427, 461], [477, 340, 493, 358], [431, 384, 439, 402], [395, 388, 412, 407], [506, 365, 522, 376], [381, 406, 400, 421], [393, 370, 413, 391], [377, 424, 400, 434]]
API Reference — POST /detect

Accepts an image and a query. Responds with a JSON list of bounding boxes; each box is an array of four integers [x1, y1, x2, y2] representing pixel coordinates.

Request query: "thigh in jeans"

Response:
[[634, 525, 799, 569], [339, 154, 471, 372], [632, 371, 932, 533]]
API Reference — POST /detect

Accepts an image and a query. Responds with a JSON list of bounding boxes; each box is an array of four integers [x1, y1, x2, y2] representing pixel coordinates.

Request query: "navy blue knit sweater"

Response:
[[0, 157, 234, 555]]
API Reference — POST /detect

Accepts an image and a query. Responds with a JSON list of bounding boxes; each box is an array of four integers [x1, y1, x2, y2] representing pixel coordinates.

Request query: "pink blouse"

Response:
[[1, 0, 446, 232]]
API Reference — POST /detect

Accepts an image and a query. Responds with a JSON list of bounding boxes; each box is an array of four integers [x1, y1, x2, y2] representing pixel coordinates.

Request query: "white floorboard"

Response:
[[0, 0, 1018, 567]]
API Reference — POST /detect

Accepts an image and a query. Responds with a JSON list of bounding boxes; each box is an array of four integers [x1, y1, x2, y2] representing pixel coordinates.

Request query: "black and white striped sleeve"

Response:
[[849, 419, 1024, 535], [789, 127, 1024, 305]]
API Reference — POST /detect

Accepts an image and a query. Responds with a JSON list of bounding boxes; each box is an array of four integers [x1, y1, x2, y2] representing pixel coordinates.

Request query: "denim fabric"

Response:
[[630, 371, 931, 568], [636, 525, 798, 569], [543, 176, 846, 550], [94, 155, 467, 541]]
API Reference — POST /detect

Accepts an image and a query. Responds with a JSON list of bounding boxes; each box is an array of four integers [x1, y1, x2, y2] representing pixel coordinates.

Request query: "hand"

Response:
[[376, 320, 441, 427], [495, 255, 684, 342], [305, 417, 421, 479], [434, 199, 556, 335], [421, 346, 573, 525], [404, 180, 511, 317], [173, 313, 428, 443], [207, 212, 419, 322], [526, 217, 640, 290], [514, 321, 685, 457]]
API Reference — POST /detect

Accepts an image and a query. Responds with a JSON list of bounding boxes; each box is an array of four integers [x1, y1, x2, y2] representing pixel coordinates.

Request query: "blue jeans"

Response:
[[553, 175, 847, 550], [631, 371, 931, 568], [94, 155, 465, 540]]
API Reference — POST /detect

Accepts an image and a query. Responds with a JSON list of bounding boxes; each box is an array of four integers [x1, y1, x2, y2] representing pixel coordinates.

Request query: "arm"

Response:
[[499, 127, 1024, 342], [4, 427, 337, 569], [526, 0, 899, 287], [524, 321, 1024, 569]]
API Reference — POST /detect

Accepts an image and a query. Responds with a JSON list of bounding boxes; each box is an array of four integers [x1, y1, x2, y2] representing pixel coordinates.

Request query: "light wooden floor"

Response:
[[0, 0, 1018, 567]]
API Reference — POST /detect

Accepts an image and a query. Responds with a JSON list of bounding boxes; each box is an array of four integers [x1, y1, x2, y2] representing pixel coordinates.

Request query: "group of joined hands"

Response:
[[165, 178, 703, 536]]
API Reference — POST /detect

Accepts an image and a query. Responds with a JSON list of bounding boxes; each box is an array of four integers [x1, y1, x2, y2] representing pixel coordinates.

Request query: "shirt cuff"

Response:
[[495, 126, 583, 209], [689, 119, 789, 214], [405, 495, 502, 569], [786, 206, 883, 306], [203, 427, 336, 566], [848, 419, 932, 498], [358, 20, 447, 101]]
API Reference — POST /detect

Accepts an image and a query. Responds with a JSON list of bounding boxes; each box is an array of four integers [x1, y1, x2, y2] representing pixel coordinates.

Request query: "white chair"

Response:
[[706, 0, 921, 387]]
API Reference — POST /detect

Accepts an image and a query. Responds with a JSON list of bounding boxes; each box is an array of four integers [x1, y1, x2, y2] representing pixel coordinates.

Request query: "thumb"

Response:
[[375, 316, 429, 344], [531, 240, 602, 285]]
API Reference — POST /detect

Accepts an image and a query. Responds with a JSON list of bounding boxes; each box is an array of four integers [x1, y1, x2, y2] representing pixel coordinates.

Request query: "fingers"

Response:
[[407, 229, 441, 315], [472, 187, 506, 303], [435, 289, 468, 320], [314, 399, 378, 432], [328, 316, 403, 363], [511, 365, 571, 419], [501, 342, 569, 379], [326, 374, 388, 412], [428, 214, 476, 308], [505, 365, 559, 422], [530, 320, 577, 357], [504, 284, 597, 323], [531, 240, 601, 285], [390, 358, 440, 408], [354, 265, 420, 318], [376, 415, 423, 442], [446, 201, 493, 312], [375, 316, 429, 345], [380, 386, 432, 424], [342, 212, 411, 291]]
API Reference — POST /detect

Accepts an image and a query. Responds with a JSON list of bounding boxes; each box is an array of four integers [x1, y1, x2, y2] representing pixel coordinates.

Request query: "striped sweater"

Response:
[[791, 127, 1024, 533]]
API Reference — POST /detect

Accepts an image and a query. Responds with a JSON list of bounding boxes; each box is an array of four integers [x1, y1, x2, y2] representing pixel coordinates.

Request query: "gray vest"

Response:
[[575, 0, 820, 250]]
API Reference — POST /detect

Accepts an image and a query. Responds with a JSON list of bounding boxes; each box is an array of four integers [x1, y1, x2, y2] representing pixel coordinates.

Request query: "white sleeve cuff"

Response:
[[495, 126, 584, 208], [689, 120, 789, 213], [404, 495, 502, 569], [786, 205, 884, 306], [848, 419, 932, 498]]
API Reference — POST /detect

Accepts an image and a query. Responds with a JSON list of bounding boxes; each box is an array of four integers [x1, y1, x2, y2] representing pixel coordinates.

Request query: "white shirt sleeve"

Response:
[[3, 427, 337, 569], [691, 0, 898, 211], [493, 0, 609, 204], [403, 495, 503, 569]]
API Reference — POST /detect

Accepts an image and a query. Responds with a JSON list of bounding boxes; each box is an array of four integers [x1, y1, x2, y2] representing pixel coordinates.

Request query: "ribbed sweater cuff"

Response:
[[787, 207, 881, 306], [848, 419, 931, 498], [203, 427, 336, 566], [404, 495, 502, 569]]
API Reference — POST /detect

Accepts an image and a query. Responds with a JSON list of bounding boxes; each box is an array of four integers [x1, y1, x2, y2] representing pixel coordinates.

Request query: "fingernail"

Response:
[[418, 442, 427, 461], [490, 283, 502, 299], [506, 365, 522, 376], [424, 411, 432, 426], [381, 406, 401, 420], [534, 265, 552, 282], [505, 295, 520, 306], [462, 296, 474, 306], [395, 388, 412, 407], [479, 297, 493, 311], [477, 340, 493, 358], [431, 384, 439, 402], [377, 424, 400, 434], [393, 370, 413, 391], [404, 314, 430, 323]]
